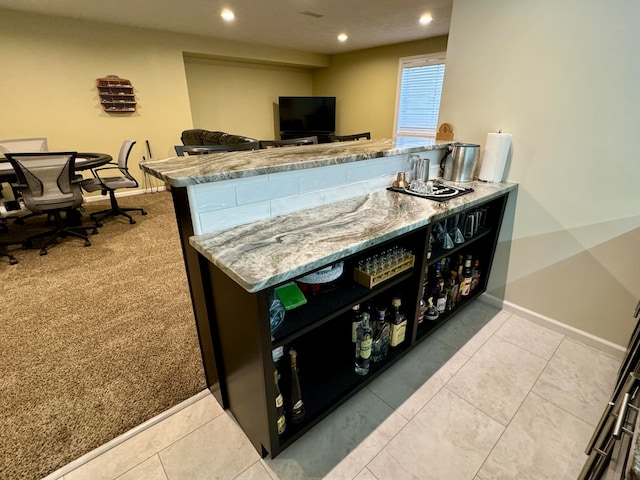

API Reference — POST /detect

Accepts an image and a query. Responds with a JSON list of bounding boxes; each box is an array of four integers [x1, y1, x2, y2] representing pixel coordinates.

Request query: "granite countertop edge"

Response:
[[140, 139, 450, 187], [189, 181, 518, 293]]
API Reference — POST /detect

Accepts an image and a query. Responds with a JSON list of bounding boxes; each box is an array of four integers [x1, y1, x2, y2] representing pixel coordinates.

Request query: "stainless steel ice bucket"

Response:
[[441, 143, 480, 183]]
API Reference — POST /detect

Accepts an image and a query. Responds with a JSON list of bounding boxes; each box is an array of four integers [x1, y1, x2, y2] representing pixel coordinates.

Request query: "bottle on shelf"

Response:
[[447, 270, 459, 311], [355, 312, 373, 375], [425, 297, 439, 321], [456, 262, 465, 302], [289, 349, 305, 424], [351, 304, 362, 343], [371, 305, 390, 362], [417, 296, 427, 324], [389, 297, 407, 347], [274, 369, 286, 436], [436, 278, 447, 314], [460, 254, 473, 297], [272, 346, 284, 380], [470, 258, 481, 292]]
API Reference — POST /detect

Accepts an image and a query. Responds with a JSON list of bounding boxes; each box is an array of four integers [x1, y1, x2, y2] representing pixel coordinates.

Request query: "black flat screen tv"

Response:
[[278, 96, 336, 134]]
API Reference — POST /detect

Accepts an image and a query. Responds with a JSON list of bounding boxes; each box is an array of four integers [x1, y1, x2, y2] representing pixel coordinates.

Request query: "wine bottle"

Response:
[[389, 297, 407, 347], [460, 255, 473, 297], [289, 349, 305, 424], [351, 304, 362, 343], [274, 369, 286, 435], [355, 312, 373, 375]]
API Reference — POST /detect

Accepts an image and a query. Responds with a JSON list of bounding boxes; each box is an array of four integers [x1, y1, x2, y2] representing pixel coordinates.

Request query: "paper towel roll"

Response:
[[478, 132, 512, 183]]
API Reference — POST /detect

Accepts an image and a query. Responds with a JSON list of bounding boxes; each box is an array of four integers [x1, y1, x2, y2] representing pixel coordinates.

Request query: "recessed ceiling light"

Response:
[[221, 9, 235, 22], [337, 33, 348, 42], [419, 14, 433, 25]]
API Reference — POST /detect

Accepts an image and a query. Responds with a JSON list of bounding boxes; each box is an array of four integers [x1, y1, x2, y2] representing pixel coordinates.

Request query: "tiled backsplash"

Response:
[[188, 150, 442, 235]]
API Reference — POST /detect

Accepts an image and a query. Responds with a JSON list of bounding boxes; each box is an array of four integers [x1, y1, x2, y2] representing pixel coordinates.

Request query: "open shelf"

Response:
[[274, 314, 411, 449], [271, 269, 415, 347]]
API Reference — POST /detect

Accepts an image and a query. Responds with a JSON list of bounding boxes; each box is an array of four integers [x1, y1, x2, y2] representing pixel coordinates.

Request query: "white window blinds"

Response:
[[394, 53, 446, 139]]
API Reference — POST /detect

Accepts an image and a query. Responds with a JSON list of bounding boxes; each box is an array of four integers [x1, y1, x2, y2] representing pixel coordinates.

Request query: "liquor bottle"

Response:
[[425, 297, 439, 321], [456, 263, 465, 302], [444, 276, 453, 312], [422, 266, 431, 303], [436, 278, 447, 313], [447, 270, 459, 311], [417, 297, 427, 324], [431, 262, 442, 300], [371, 306, 390, 362], [289, 349, 305, 424], [274, 369, 286, 435], [434, 262, 442, 283], [460, 255, 473, 297], [351, 304, 362, 343], [470, 258, 481, 292], [389, 297, 407, 347], [355, 312, 373, 375]]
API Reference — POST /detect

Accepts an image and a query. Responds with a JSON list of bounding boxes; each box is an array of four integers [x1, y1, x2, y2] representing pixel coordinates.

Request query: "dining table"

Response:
[[0, 152, 113, 183]]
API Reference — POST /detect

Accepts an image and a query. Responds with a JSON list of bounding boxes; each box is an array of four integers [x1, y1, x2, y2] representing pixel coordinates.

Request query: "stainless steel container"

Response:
[[441, 143, 480, 183]]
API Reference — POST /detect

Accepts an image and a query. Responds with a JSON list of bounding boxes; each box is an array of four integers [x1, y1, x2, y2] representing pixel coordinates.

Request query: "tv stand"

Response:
[[280, 131, 334, 143]]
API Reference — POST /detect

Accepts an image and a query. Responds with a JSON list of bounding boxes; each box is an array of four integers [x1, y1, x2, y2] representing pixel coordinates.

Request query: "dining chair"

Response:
[[0, 137, 49, 154], [1, 137, 50, 225], [81, 140, 147, 225], [4, 151, 92, 256], [330, 132, 371, 142], [259, 136, 318, 148]]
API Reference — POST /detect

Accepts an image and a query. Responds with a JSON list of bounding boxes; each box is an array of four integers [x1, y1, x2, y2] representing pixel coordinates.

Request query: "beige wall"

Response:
[[313, 37, 448, 139], [0, 9, 327, 187], [183, 57, 314, 140], [440, 0, 640, 346]]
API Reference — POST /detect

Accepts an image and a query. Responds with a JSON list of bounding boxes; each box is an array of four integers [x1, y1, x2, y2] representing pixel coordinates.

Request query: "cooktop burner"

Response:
[[388, 183, 474, 202]]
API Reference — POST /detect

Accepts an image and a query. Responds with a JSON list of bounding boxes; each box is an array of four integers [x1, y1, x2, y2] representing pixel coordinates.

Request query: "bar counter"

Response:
[[140, 138, 517, 420]]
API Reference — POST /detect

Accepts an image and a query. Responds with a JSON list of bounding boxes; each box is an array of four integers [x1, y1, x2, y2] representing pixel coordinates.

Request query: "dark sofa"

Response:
[[181, 129, 258, 146]]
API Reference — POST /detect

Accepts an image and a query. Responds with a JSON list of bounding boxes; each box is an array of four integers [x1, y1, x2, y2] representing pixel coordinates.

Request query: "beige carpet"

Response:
[[0, 191, 207, 480]]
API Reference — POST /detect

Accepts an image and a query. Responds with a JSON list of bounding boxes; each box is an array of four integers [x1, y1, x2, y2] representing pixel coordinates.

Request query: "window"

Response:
[[394, 53, 446, 139]]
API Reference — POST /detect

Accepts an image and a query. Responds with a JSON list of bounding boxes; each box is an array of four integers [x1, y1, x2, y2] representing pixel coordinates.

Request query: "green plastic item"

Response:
[[275, 283, 307, 310]]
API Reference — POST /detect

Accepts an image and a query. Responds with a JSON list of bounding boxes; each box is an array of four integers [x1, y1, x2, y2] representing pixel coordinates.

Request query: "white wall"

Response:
[[440, 0, 640, 345]]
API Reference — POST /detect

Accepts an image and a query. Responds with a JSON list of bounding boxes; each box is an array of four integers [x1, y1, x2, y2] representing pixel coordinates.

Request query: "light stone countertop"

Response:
[[140, 138, 449, 187], [189, 180, 517, 293]]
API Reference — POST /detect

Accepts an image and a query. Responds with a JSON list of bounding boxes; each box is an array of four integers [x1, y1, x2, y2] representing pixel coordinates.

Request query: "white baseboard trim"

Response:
[[42, 389, 211, 480], [82, 185, 166, 203], [480, 293, 626, 359]]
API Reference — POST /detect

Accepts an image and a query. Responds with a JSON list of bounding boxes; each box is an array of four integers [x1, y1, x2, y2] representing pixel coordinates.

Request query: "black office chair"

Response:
[[81, 140, 147, 225], [331, 132, 371, 142], [0, 198, 27, 264], [176, 142, 260, 155], [5, 151, 92, 256], [259, 136, 319, 148]]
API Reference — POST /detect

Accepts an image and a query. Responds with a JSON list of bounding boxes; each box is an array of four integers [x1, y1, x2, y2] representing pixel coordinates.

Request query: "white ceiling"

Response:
[[0, 0, 452, 54]]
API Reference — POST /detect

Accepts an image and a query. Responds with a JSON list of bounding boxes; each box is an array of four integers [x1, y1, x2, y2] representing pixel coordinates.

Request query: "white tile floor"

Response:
[[52, 301, 622, 480]]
